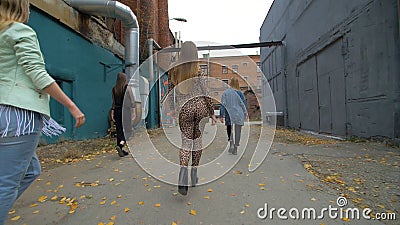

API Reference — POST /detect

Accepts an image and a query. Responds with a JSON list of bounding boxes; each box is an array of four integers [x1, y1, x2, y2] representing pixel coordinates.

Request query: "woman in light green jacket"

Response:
[[0, 0, 85, 223]]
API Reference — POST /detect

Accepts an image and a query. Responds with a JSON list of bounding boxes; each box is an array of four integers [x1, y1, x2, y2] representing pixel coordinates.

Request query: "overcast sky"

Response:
[[168, 0, 274, 56]]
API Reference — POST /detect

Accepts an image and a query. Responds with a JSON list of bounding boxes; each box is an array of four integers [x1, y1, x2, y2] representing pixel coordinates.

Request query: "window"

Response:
[[222, 79, 229, 84], [242, 62, 248, 67], [200, 64, 208, 75], [257, 75, 262, 89], [222, 65, 228, 74], [232, 64, 238, 73], [244, 76, 248, 80], [256, 62, 261, 73]]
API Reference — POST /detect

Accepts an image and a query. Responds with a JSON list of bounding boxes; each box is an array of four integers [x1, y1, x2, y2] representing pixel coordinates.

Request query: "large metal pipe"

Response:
[[66, 0, 141, 126]]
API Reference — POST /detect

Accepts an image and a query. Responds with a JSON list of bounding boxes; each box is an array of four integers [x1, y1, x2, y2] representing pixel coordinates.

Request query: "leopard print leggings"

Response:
[[178, 96, 210, 167]]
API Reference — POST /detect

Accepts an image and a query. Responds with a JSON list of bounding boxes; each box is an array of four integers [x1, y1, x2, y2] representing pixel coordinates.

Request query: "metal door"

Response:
[[316, 39, 347, 136], [298, 57, 319, 131]]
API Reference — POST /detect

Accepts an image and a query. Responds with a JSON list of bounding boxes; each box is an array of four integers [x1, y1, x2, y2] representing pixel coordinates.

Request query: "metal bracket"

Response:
[[99, 62, 124, 82]]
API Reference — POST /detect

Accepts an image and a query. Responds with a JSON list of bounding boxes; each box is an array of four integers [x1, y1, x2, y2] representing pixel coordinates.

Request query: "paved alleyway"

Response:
[[5, 123, 398, 225]]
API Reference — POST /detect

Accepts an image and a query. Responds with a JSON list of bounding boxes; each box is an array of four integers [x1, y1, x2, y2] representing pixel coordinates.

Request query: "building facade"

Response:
[[29, 0, 173, 142], [200, 55, 262, 120], [260, 0, 399, 139]]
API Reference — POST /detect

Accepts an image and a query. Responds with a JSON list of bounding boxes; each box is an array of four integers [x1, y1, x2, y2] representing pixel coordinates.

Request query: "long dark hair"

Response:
[[113, 72, 127, 99]]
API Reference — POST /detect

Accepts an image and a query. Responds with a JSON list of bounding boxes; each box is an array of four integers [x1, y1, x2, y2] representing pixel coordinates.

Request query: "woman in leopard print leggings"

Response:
[[166, 41, 217, 195]]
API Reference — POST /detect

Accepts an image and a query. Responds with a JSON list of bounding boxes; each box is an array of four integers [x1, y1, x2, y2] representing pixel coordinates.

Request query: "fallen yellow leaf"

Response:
[[59, 197, 67, 204], [33, 210, 40, 214], [207, 189, 213, 192], [37, 195, 47, 203], [106, 222, 114, 225], [342, 218, 351, 222], [154, 203, 161, 207], [377, 204, 385, 209], [138, 201, 144, 205], [110, 200, 117, 205], [172, 222, 177, 225], [8, 209, 16, 215], [117, 195, 122, 198], [258, 183, 265, 187], [10, 216, 20, 221], [110, 215, 116, 221], [51, 195, 59, 201], [124, 208, 130, 212], [98, 223, 105, 225], [189, 209, 197, 215], [99, 201, 106, 205], [203, 196, 210, 199], [69, 202, 78, 213], [304, 163, 312, 169], [348, 187, 356, 192]]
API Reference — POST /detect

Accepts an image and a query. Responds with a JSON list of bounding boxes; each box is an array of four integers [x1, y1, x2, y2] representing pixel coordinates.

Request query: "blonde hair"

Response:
[[0, 0, 30, 31], [169, 41, 199, 93], [230, 77, 240, 90]]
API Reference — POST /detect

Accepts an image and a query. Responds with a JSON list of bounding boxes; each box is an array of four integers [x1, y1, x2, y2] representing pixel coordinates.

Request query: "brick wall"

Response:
[[109, 0, 174, 62], [244, 90, 261, 120]]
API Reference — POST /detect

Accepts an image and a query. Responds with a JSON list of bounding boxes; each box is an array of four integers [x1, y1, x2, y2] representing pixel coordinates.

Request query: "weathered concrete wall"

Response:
[[31, 0, 124, 58], [260, 0, 400, 139]]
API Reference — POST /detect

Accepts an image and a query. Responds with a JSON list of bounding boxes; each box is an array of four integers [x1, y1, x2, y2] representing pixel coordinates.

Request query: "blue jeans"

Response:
[[0, 108, 41, 225]]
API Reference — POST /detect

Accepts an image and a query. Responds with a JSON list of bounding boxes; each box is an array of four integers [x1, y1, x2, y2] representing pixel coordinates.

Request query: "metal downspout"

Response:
[[66, 0, 142, 126]]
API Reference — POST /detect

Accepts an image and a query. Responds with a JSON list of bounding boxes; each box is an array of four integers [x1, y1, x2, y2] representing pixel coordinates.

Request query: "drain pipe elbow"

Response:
[[67, 0, 141, 126]]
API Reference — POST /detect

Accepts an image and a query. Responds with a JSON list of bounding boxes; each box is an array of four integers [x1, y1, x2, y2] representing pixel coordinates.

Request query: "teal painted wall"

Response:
[[145, 79, 160, 129], [28, 7, 123, 143]]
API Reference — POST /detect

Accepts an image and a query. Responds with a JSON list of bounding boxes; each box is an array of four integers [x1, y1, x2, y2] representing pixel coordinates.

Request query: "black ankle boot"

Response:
[[116, 146, 125, 157], [232, 146, 238, 155], [178, 167, 188, 195], [191, 167, 198, 187], [228, 140, 234, 153]]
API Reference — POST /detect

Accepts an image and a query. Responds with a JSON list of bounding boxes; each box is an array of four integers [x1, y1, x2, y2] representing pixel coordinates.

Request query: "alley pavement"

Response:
[[5, 122, 398, 225]]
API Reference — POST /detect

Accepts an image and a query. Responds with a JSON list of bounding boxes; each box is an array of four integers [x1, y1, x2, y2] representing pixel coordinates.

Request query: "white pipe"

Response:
[[148, 38, 154, 82], [66, 0, 142, 126]]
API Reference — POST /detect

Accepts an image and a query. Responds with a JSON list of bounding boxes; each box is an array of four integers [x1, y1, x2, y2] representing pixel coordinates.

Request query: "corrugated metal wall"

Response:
[[260, 0, 400, 139]]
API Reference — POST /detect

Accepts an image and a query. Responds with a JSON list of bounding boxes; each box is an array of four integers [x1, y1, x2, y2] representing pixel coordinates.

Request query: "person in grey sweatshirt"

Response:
[[220, 77, 248, 155]]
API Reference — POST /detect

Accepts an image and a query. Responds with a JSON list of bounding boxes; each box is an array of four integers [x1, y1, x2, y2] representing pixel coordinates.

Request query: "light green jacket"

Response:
[[0, 22, 54, 117]]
